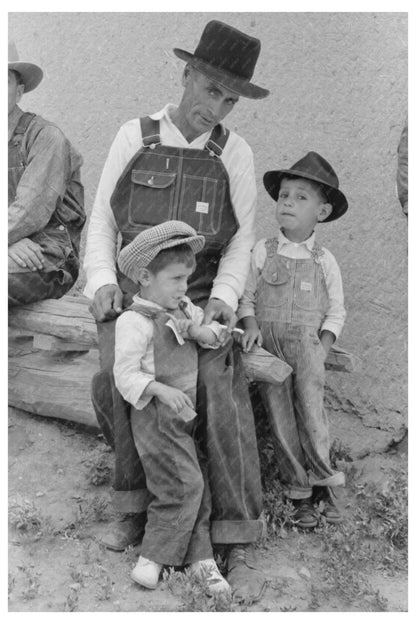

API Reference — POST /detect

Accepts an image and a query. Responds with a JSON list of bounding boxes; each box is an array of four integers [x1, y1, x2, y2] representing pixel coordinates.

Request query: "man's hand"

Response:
[[90, 284, 124, 322], [8, 238, 45, 271], [203, 298, 237, 332]]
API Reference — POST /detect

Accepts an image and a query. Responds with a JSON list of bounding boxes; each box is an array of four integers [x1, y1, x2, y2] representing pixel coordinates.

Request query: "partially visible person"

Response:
[[396, 114, 408, 217], [238, 152, 347, 529], [8, 40, 85, 307], [114, 221, 230, 594]]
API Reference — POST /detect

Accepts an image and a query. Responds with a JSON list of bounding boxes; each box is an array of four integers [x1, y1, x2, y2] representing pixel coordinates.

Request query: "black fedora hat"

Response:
[[263, 152, 348, 222], [173, 20, 269, 100]]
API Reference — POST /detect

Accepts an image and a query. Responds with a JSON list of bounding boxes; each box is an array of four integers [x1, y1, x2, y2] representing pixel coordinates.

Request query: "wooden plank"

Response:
[[241, 345, 292, 383], [325, 344, 361, 372], [8, 349, 99, 429]]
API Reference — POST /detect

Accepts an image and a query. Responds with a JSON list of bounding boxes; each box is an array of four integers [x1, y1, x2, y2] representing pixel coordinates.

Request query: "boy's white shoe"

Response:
[[189, 558, 231, 596], [131, 556, 162, 589]]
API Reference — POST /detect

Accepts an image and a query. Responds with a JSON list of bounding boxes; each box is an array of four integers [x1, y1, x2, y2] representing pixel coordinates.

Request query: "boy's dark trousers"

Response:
[[92, 318, 264, 546]]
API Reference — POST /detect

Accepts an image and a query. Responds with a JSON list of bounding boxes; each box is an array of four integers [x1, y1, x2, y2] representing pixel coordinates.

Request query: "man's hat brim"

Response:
[[174, 48, 269, 100], [8, 61, 43, 93], [263, 169, 348, 222]]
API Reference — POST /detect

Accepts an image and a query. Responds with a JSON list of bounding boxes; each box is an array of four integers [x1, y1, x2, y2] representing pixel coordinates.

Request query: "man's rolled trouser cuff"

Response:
[[211, 518, 266, 544], [112, 488, 153, 513]]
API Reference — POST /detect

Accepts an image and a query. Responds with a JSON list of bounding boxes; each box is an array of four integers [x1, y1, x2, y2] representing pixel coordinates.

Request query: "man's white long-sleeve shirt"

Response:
[[238, 230, 346, 339], [84, 104, 257, 311]]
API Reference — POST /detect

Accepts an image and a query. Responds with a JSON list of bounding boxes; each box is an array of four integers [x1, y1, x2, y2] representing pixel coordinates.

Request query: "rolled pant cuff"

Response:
[[112, 488, 153, 513], [210, 518, 266, 544]]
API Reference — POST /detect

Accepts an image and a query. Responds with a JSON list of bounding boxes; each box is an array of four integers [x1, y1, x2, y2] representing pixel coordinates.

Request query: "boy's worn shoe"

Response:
[[226, 544, 266, 604], [99, 513, 146, 551], [320, 499, 343, 524], [131, 556, 162, 589], [292, 497, 318, 529], [189, 559, 231, 596]]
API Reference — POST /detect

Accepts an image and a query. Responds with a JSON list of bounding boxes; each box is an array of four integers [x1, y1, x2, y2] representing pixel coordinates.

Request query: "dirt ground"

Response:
[[8, 406, 408, 613]]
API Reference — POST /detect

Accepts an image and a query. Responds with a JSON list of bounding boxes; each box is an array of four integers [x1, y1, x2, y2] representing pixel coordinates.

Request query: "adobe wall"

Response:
[[9, 12, 408, 456]]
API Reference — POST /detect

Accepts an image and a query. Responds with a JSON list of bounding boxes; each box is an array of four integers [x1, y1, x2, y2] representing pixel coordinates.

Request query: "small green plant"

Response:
[[83, 449, 112, 486], [9, 499, 52, 540], [8, 573, 15, 598], [64, 584, 81, 612], [163, 567, 235, 612], [93, 564, 113, 601], [18, 565, 41, 601]]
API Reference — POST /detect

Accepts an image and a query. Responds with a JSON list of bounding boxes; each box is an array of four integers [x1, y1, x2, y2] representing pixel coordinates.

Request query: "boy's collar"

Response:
[[278, 228, 316, 250]]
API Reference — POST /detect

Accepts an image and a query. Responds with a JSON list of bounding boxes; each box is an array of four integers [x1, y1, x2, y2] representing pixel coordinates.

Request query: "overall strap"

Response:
[[205, 124, 230, 156], [310, 241, 325, 264], [140, 116, 161, 148], [10, 112, 36, 146], [264, 237, 279, 257]]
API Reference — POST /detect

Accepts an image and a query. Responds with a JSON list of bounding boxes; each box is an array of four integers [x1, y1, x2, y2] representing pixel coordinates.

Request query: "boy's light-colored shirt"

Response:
[[238, 229, 346, 339], [83, 104, 256, 310], [114, 294, 223, 411]]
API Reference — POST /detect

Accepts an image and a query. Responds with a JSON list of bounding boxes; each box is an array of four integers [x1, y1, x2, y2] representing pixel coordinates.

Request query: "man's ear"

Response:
[[182, 64, 191, 87], [137, 267, 152, 286], [318, 203, 333, 222], [16, 83, 25, 104]]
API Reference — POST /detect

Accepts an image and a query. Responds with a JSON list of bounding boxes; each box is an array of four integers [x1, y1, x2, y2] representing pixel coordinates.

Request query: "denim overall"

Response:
[[129, 305, 212, 565], [8, 112, 84, 306], [256, 238, 345, 499], [92, 117, 264, 544]]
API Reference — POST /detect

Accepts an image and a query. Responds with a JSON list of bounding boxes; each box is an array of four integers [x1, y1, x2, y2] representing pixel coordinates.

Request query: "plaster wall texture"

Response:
[[9, 12, 408, 456]]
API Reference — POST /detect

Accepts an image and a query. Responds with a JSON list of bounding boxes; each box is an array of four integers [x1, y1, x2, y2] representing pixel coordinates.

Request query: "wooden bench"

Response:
[[8, 295, 360, 429]]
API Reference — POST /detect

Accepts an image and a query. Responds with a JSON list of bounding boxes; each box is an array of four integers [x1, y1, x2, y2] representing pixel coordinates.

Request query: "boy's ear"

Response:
[[318, 203, 333, 222], [137, 267, 152, 286]]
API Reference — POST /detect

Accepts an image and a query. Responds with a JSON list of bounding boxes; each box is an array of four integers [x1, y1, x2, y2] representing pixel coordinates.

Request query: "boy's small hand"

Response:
[[170, 317, 194, 335], [241, 327, 263, 353], [156, 384, 194, 413]]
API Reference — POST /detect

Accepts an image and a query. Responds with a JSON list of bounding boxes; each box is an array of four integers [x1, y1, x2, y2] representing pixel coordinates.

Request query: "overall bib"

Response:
[[129, 305, 212, 565], [8, 112, 84, 306], [256, 238, 345, 499], [92, 117, 263, 544]]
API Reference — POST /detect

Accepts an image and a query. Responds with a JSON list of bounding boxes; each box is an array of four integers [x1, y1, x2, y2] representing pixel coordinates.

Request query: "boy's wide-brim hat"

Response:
[[173, 20, 269, 100], [118, 221, 206, 283], [8, 40, 43, 93], [263, 151, 348, 222]]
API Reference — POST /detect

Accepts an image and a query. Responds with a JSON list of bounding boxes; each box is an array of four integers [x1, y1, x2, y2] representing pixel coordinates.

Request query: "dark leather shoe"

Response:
[[226, 544, 266, 604], [321, 499, 343, 524], [99, 513, 145, 551], [292, 497, 318, 529]]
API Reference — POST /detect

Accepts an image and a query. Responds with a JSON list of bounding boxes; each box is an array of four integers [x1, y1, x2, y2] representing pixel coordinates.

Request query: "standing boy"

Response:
[[114, 220, 230, 593], [239, 152, 347, 528]]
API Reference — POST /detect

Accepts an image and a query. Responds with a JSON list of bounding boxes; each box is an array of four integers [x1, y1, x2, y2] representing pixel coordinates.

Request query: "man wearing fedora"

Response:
[[8, 41, 85, 307], [84, 20, 269, 602]]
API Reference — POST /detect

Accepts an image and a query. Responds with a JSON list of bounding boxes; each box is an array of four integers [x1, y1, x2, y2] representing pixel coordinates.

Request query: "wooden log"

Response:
[[8, 348, 99, 429], [8, 295, 97, 346]]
